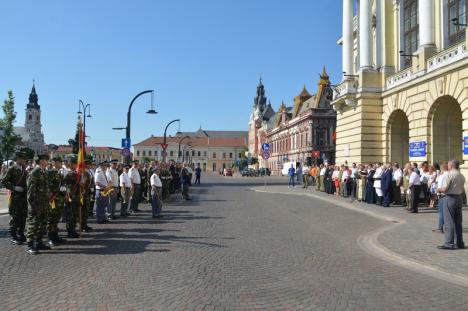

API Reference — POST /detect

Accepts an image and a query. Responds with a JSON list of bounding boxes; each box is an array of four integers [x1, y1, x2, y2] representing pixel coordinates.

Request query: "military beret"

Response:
[[15, 151, 27, 160], [68, 156, 78, 164], [36, 154, 50, 161], [110, 159, 119, 163], [52, 156, 63, 162], [124, 164, 131, 169], [99, 160, 109, 166]]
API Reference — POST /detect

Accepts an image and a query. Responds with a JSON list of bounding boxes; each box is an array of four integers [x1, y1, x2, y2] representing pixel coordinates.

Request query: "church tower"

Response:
[[24, 83, 45, 154]]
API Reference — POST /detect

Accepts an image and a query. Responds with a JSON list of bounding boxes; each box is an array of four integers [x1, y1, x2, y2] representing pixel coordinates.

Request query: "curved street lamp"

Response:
[[112, 90, 156, 163], [162, 119, 180, 162], [78, 100, 91, 146]]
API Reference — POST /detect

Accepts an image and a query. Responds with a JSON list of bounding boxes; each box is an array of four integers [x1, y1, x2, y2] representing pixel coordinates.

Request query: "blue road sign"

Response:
[[121, 148, 130, 157], [262, 143, 270, 152], [409, 141, 426, 157], [464, 137, 468, 155], [121, 138, 131, 149]]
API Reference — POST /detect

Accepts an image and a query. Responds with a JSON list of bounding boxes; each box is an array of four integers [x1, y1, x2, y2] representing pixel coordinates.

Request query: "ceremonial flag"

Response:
[[77, 117, 86, 177]]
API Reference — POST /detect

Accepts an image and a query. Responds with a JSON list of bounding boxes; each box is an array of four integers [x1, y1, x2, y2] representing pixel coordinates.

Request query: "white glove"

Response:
[[59, 186, 67, 192], [14, 186, 24, 192]]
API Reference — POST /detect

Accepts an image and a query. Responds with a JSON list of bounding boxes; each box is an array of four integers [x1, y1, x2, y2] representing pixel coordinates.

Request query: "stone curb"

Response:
[[252, 187, 468, 288]]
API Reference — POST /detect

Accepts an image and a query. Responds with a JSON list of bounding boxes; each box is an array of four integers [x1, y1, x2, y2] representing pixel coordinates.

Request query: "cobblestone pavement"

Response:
[[252, 179, 468, 281], [1, 174, 468, 311]]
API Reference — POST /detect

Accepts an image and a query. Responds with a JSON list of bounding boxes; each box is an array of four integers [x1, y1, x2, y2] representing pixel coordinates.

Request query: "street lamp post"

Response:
[[78, 100, 92, 147], [112, 90, 157, 163], [182, 142, 192, 163], [177, 135, 190, 161], [162, 119, 180, 162]]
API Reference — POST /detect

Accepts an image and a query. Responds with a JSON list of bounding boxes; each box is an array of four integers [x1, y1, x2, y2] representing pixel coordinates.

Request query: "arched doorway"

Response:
[[388, 110, 409, 165], [431, 96, 463, 164]]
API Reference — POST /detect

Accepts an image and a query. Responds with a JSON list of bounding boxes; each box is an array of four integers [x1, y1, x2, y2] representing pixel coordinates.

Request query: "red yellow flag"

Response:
[[77, 118, 85, 176]]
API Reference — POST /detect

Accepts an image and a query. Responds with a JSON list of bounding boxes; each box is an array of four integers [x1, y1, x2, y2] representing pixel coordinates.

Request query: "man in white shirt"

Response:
[[128, 160, 142, 213], [106, 160, 120, 220], [119, 165, 132, 217], [94, 161, 109, 223], [373, 163, 383, 205], [409, 166, 421, 213], [392, 163, 403, 205], [150, 168, 163, 218]]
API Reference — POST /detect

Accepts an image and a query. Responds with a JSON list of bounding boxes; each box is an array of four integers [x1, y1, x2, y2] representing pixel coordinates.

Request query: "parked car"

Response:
[[223, 168, 233, 176], [241, 168, 250, 177]]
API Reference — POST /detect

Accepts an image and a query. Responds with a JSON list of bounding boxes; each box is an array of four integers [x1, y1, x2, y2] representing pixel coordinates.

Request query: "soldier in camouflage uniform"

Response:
[[80, 160, 94, 232], [46, 157, 67, 246], [64, 156, 80, 238], [26, 154, 50, 255], [1, 152, 28, 245]]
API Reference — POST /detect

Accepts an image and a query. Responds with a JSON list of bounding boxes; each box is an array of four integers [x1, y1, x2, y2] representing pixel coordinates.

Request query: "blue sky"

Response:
[[0, 0, 342, 147]]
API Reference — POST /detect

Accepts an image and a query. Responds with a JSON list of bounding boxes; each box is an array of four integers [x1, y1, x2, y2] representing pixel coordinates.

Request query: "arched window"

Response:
[[29, 114, 32, 120]]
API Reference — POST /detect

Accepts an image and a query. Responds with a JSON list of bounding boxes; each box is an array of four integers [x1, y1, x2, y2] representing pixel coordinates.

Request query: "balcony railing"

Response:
[[427, 41, 467, 73], [386, 67, 413, 90], [332, 78, 358, 100]]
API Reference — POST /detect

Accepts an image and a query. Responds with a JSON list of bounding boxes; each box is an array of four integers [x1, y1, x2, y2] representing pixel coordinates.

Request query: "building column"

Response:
[[418, 0, 435, 49], [343, 0, 354, 79], [359, 0, 373, 70]]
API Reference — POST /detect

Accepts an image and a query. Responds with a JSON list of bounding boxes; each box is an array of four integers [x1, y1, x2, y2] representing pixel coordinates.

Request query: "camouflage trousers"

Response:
[[65, 200, 80, 234], [47, 195, 65, 234], [8, 193, 28, 235], [80, 195, 91, 230], [26, 205, 46, 243]]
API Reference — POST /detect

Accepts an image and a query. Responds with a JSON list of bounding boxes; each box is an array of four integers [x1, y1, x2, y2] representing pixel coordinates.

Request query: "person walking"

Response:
[[437, 160, 465, 250], [128, 160, 142, 213], [1, 152, 28, 245], [181, 165, 191, 200], [408, 166, 421, 213], [287, 164, 295, 188], [195, 163, 202, 185], [25, 154, 50, 255], [119, 165, 132, 217], [302, 165, 310, 189], [150, 168, 163, 218]]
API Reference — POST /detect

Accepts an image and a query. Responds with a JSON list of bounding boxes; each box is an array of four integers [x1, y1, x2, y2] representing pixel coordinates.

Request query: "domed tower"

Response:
[[24, 82, 45, 154]]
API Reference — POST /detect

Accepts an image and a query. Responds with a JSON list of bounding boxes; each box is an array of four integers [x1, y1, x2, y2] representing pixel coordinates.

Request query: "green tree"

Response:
[[0, 91, 20, 161], [68, 123, 80, 154]]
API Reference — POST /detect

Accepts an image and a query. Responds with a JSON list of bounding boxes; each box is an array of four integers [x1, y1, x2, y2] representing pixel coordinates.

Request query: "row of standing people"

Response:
[[288, 160, 465, 250]]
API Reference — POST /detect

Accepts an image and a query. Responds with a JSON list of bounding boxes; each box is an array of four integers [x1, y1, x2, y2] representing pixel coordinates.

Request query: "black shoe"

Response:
[[18, 234, 27, 243], [437, 245, 455, 250], [134, 209, 142, 213], [10, 237, 22, 245], [26, 242, 38, 255], [48, 239, 59, 247], [37, 241, 51, 250], [84, 226, 93, 232], [457, 244, 465, 249]]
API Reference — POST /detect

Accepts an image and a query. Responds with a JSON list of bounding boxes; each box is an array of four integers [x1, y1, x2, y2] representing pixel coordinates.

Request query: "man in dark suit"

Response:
[[381, 163, 393, 207]]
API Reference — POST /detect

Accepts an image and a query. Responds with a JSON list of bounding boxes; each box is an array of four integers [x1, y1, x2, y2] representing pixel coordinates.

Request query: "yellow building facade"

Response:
[[333, 0, 468, 178]]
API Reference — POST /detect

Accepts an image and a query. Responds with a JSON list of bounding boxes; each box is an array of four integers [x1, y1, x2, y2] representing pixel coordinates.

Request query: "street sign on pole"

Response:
[[261, 143, 270, 152], [121, 138, 131, 149], [311, 150, 320, 158], [262, 150, 270, 160], [161, 143, 168, 150], [162, 150, 168, 158], [121, 148, 130, 157]]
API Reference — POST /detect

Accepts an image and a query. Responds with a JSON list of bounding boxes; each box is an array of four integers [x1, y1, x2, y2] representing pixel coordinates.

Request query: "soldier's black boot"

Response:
[[10, 230, 21, 245], [26, 241, 38, 255], [18, 230, 27, 244], [36, 239, 51, 250], [55, 232, 66, 243], [47, 232, 59, 247], [67, 231, 79, 238]]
